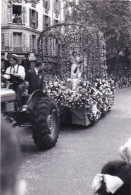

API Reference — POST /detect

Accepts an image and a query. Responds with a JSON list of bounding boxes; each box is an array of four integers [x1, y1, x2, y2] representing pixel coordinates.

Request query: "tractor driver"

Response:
[[2, 54, 25, 108]]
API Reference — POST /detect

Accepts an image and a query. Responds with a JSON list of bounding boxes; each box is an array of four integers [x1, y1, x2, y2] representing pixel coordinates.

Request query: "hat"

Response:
[[7, 54, 20, 63]]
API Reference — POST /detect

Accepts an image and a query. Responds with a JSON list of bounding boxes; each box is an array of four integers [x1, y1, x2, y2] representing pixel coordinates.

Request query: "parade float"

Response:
[[37, 23, 115, 126]]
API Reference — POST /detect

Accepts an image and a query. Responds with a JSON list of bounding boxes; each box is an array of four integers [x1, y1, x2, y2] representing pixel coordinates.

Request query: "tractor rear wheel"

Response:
[[32, 98, 59, 150]]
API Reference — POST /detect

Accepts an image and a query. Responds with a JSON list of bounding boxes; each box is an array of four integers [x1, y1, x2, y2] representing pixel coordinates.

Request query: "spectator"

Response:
[[92, 160, 131, 195], [119, 138, 131, 164], [1, 115, 26, 195], [92, 139, 131, 195]]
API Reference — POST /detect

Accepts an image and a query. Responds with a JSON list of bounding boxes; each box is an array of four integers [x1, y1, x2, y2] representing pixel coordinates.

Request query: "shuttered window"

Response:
[[29, 9, 38, 28], [43, 0, 45, 7], [32, 35, 37, 51], [54, 0, 60, 14], [9, 32, 13, 51], [22, 7, 27, 24], [36, 12, 38, 28], [30, 34, 32, 51], [13, 33, 22, 52], [22, 33, 26, 51], [30, 35, 37, 52], [29, 9, 32, 27], [1, 33, 5, 51], [44, 0, 50, 10], [43, 15, 50, 28], [8, 6, 12, 23], [43, 14, 45, 30]]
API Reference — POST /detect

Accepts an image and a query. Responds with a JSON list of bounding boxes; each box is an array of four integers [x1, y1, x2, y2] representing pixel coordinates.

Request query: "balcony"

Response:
[[55, 13, 59, 19], [31, 49, 37, 53], [13, 47, 22, 52], [54, 11, 60, 20], [45, 9, 49, 14]]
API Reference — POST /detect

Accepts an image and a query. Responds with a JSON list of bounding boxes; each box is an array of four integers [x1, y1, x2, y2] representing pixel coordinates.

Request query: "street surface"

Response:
[[17, 88, 131, 195]]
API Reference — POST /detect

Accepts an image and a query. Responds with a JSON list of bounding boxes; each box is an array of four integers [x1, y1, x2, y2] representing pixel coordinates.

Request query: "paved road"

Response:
[[17, 88, 131, 195]]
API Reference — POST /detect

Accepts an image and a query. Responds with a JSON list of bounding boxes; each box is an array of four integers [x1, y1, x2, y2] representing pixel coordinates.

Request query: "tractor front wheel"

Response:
[[32, 98, 59, 150]]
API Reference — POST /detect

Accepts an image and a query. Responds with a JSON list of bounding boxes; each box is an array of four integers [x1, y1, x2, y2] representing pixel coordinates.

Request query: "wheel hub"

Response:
[[47, 114, 55, 135]]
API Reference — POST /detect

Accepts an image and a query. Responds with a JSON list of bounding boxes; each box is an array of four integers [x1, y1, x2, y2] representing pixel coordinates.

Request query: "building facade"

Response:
[[1, 0, 65, 70]]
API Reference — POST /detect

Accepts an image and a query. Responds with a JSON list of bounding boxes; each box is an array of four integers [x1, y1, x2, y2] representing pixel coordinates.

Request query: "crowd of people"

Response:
[[114, 76, 131, 89]]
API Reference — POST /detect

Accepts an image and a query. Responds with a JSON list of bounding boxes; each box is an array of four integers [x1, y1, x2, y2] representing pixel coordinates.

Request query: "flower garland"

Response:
[[46, 77, 115, 122]]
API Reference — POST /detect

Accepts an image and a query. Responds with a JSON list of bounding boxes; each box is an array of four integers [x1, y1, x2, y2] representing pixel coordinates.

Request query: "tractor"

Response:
[[1, 23, 114, 150], [1, 78, 59, 150]]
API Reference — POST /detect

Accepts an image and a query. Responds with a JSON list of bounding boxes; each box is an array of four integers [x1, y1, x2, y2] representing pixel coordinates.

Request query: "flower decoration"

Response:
[[46, 77, 115, 122]]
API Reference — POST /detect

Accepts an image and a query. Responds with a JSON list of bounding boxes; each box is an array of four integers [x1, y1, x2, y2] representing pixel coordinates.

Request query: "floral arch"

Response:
[[37, 23, 107, 84]]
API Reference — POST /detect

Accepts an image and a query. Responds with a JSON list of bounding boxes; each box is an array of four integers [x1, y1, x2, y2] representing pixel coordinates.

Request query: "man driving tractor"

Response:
[[2, 54, 25, 109]]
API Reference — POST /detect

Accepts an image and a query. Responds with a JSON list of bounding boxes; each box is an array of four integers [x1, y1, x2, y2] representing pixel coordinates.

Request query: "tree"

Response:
[[65, 0, 131, 78]]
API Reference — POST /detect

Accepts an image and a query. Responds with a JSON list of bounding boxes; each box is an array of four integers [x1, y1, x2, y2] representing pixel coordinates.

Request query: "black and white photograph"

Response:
[[1, 0, 131, 195]]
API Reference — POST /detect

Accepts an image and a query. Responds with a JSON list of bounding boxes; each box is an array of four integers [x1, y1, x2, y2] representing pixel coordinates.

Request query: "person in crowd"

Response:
[[17, 15, 22, 24], [92, 160, 131, 195], [13, 14, 17, 23], [13, 14, 22, 24], [1, 115, 26, 195], [25, 61, 46, 94], [92, 138, 131, 195], [2, 54, 25, 108], [70, 51, 82, 79], [119, 138, 131, 164]]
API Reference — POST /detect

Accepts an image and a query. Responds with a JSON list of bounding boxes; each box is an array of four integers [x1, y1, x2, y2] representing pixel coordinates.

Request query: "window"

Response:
[[30, 35, 37, 52], [1, 34, 5, 51], [30, 9, 38, 28], [32, 35, 37, 52], [12, 5, 22, 24], [54, 19, 59, 25], [8, 5, 26, 24], [54, 0, 60, 14], [43, 15, 50, 29], [13, 33, 22, 52], [43, 0, 50, 10]]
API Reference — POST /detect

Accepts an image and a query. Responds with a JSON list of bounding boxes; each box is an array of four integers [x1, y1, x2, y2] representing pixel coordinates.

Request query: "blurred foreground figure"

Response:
[[92, 138, 131, 195], [1, 115, 26, 195], [92, 160, 131, 195]]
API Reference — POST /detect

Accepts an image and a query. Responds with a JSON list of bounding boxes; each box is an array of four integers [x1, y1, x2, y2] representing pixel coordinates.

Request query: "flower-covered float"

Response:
[[37, 23, 115, 126], [46, 76, 115, 126]]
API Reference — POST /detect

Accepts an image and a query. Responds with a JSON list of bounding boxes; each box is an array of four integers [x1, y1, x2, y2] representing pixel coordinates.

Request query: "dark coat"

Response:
[[26, 69, 46, 94]]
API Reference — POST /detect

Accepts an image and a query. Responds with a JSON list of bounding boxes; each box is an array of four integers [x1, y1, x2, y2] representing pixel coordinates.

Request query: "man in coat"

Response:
[[26, 61, 46, 94]]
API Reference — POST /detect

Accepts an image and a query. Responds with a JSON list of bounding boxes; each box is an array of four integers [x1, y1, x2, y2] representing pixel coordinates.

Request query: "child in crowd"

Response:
[[92, 138, 131, 195]]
